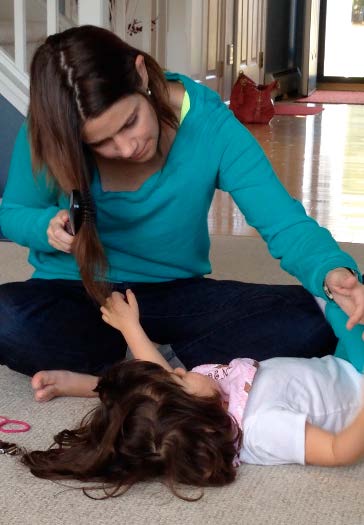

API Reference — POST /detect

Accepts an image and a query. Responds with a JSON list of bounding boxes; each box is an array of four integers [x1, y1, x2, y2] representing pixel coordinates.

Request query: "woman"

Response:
[[0, 25, 363, 401]]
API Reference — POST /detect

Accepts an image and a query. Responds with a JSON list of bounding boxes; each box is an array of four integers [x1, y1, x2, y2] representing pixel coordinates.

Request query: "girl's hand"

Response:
[[101, 290, 172, 369], [326, 268, 364, 335], [47, 209, 75, 253], [100, 290, 140, 333]]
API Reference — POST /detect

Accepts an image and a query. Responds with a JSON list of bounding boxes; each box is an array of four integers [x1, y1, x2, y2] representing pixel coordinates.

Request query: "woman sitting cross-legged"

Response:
[[22, 290, 364, 499]]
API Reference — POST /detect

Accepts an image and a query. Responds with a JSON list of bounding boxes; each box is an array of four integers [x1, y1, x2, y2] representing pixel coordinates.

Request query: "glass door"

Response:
[[318, 0, 364, 82]]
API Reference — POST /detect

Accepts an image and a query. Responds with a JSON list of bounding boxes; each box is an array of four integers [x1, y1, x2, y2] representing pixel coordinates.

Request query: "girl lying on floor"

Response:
[[22, 290, 364, 499]]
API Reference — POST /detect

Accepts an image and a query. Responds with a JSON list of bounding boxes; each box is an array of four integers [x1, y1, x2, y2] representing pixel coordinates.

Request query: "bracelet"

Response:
[[323, 268, 358, 301], [323, 280, 334, 300]]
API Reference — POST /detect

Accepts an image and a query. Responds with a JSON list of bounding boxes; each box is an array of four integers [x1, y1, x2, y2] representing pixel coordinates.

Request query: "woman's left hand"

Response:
[[325, 268, 364, 334]]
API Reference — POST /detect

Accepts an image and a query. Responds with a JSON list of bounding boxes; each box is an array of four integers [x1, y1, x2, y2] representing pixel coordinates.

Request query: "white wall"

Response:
[[165, 0, 190, 74], [165, 0, 206, 78], [0, 0, 15, 20]]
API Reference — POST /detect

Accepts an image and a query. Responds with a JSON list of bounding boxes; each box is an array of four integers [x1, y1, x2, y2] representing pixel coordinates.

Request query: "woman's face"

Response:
[[82, 93, 160, 162]]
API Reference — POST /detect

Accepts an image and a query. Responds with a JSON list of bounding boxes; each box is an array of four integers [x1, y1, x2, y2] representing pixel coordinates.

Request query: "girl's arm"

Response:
[[100, 290, 174, 372], [305, 403, 364, 466]]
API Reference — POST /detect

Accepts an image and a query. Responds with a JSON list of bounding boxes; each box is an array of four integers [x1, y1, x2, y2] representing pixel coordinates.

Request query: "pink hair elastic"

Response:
[[0, 416, 31, 433]]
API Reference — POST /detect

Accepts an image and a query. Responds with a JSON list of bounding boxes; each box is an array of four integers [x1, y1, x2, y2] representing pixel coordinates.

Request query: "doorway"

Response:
[[318, 0, 364, 82], [234, 0, 267, 85]]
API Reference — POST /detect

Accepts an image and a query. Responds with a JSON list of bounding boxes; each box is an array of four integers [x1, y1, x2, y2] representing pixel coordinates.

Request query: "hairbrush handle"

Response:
[[66, 190, 83, 236]]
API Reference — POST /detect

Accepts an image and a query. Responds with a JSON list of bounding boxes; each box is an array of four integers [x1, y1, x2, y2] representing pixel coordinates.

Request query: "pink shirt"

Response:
[[192, 358, 259, 430]]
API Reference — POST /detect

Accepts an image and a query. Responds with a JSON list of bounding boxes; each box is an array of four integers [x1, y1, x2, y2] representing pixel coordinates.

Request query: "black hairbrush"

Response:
[[65, 189, 95, 236], [65, 190, 83, 236]]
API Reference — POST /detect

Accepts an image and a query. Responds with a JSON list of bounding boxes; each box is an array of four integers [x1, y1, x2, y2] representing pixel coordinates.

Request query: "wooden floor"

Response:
[[208, 103, 364, 243]]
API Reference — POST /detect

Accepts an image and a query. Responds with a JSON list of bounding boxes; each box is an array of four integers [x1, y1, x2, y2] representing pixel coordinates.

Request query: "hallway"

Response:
[[209, 103, 364, 243]]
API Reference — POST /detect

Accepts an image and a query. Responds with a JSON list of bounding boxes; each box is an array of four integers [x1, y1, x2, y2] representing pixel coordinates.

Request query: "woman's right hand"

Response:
[[47, 209, 75, 253]]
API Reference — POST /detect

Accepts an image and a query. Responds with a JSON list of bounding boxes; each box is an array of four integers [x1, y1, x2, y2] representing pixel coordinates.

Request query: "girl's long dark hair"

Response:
[[28, 25, 178, 304], [22, 361, 241, 500]]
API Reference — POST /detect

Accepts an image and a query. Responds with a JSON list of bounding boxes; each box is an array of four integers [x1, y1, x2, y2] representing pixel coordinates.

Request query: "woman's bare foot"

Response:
[[31, 370, 99, 402]]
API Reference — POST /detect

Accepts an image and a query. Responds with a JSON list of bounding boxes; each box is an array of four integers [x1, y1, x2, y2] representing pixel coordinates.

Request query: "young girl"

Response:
[[22, 290, 364, 499]]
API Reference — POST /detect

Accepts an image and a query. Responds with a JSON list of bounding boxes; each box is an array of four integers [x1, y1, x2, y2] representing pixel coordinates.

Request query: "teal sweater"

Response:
[[0, 73, 359, 296]]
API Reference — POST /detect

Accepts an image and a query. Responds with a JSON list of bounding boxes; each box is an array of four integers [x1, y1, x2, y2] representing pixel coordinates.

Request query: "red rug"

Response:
[[274, 103, 323, 116], [296, 90, 364, 105]]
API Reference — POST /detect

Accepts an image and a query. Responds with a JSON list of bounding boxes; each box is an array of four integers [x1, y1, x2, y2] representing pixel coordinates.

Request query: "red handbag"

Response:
[[230, 73, 278, 124]]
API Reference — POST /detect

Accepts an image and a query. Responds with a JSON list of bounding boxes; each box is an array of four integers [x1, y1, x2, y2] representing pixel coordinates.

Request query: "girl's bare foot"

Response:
[[31, 370, 99, 402]]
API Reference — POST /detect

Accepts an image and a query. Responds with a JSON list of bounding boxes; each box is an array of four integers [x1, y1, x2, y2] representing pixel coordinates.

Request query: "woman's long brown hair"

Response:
[[22, 360, 241, 500], [28, 25, 178, 304]]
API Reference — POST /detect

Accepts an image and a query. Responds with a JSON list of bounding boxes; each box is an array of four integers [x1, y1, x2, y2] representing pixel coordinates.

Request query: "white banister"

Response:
[[1, 0, 111, 115], [13, 0, 26, 73], [0, 48, 29, 115], [78, 0, 109, 27], [47, 0, 59, 36]]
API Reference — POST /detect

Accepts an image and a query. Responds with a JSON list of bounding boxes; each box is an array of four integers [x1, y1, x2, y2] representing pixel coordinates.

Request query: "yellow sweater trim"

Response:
[[180, 90, 190, 124]]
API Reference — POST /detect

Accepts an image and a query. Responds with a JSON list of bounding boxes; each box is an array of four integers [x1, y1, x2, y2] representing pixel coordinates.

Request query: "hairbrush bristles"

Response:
[[65, 189, 96, 235], [80, 189, 96, 224]]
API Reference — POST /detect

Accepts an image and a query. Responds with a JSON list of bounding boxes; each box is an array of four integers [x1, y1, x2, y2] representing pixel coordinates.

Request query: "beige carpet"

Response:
[[1, 237, 364, 525]]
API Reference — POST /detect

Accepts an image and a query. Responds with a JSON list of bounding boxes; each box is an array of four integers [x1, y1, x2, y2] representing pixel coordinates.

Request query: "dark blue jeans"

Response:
[[0, 277, 337, 376]]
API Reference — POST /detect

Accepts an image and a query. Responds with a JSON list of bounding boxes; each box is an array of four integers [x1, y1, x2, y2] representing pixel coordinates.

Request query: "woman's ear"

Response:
[[135, 54, 149, 91]]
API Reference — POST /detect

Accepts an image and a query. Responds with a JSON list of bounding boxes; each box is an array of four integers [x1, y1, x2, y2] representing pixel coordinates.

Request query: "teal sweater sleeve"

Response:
[[212, 104, 360, 297], [0, 124, 60, 252]]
